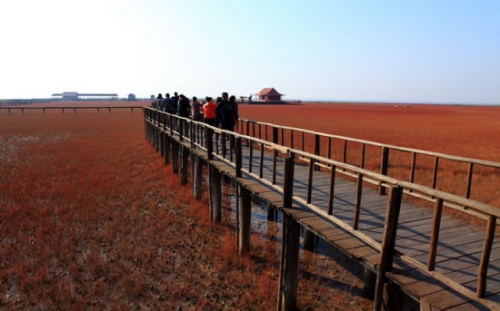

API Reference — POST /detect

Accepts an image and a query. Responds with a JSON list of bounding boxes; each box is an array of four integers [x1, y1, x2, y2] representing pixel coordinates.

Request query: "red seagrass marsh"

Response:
[[1, 101, 499, 310]]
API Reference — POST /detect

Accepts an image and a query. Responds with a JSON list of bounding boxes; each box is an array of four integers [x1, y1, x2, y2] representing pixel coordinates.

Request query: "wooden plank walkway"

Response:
[[145, 110, 500, 310], [187, 137, 500, 310]]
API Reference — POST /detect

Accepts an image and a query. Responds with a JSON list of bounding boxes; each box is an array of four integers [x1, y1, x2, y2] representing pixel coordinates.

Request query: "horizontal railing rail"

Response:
[[145, 107, 500, 310], [237, 118, 500, 215]]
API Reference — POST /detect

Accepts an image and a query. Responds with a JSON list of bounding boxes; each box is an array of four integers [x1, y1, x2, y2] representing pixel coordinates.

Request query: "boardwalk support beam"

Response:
[[180, 146, 189, 185], [172, 141, 179, 174], [192, 155, 202, 199], [238, 185, 251, 255], [164, 135, 170, 165], [267, 203, 277, 221], [278, 213, 300, 311], [277, 152, 298, 311], [209, 165, 222, 223], [363, 267, 376, 299], [304, 229, 315, 251]]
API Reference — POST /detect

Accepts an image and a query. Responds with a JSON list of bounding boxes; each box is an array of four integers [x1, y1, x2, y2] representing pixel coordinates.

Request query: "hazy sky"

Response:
[[1, 0, 499, 104]]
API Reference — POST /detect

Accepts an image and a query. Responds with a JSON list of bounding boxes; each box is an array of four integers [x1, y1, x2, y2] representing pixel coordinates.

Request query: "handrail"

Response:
[[237, 118, 500, 209], [146, 108, 500, 218], [144, 107, 500, 309], [238, 118, 500, 168]]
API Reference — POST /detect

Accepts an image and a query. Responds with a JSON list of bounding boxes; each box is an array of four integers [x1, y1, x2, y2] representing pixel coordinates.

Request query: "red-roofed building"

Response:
[[255, 88, 284, 102]]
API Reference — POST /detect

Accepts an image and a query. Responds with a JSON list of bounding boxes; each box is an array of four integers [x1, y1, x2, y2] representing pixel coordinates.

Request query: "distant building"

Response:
[[255, 88, 284, 102], [51, 92, 118, 101]]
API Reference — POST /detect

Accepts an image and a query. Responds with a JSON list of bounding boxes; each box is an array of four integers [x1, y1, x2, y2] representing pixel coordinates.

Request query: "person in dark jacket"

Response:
[[168, 92, 179, 114], [215, 92, 238, 131], [177, 94, 190, 118], [162, 93, 170, 112]]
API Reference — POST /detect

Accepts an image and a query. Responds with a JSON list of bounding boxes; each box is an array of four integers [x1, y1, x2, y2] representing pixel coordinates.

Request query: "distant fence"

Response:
[[0, 106, 143, 115], [0, 99, 35, 106]]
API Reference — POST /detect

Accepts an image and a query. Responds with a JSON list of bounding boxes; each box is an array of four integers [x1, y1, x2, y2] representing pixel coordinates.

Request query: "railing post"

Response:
[[432, 156, 439, 190], [353, 173, 363, 230], [307, 158, 314, 204], [143, 108, 148, 140], [277, 212, 300, 311], [301, 132, 305, 151], [272, 148, 278, 185], [342, 140, 347, 164], [428, 198, 443, 271], [206, 127, 214, 160], [314, 134, 320, 171], [465, 162, 474, 199], [245, 121, 250, 146], [283, 151, 295, 208], [477, 215, 496, 297], [327, 165, 336, 215], [221, 132, 227, 157], [314, 134, 320, 155], [360, 143, 366, 168], [179, 118, 184, 141], [379, 147, 389, 195], [409, 152, 416, 185], [272, 127, 279, 144], [235, 137, 242, 178], [374, 185, 402, 311]]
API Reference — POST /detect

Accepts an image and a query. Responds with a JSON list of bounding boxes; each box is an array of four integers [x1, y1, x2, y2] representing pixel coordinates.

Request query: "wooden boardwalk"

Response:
[[145, 108, 500, 311]]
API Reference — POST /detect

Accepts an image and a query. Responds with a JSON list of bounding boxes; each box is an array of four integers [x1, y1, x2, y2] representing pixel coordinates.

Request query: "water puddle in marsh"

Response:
[[220, 183, 374, 309], [220, 182, 419, 310]]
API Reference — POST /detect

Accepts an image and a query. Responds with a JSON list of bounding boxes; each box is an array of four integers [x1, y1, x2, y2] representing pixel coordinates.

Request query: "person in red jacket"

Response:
[[202, 96, 216, 126]]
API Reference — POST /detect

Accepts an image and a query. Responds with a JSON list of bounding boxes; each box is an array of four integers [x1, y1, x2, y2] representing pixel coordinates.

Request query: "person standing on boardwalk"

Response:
[[177, 94, 190, 118], [162, 93, 171, 112], [191, 96, 203, 121], [168, 92, 179, 114], [202, 96, 216, 126], [154, 93, 163, 109], [229, 95, 239, 130], [215, 92, 238, 131]]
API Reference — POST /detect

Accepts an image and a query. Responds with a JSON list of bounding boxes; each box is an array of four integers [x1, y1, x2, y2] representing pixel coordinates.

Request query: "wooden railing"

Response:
[[0, 106, 142, 115], [237, 118, 500, 219], [145, 108, 500, 310]]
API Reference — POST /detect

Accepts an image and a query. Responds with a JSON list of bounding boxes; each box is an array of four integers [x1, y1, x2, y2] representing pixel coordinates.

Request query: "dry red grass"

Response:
[[0, 103, 373, 310], [240, 103, 500, 161], [240, 103, 500, 207], [9, 101, 497, 309]]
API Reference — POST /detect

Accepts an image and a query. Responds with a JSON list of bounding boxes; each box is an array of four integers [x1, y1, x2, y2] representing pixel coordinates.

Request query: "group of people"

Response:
[[152, 91, 239, 131]]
